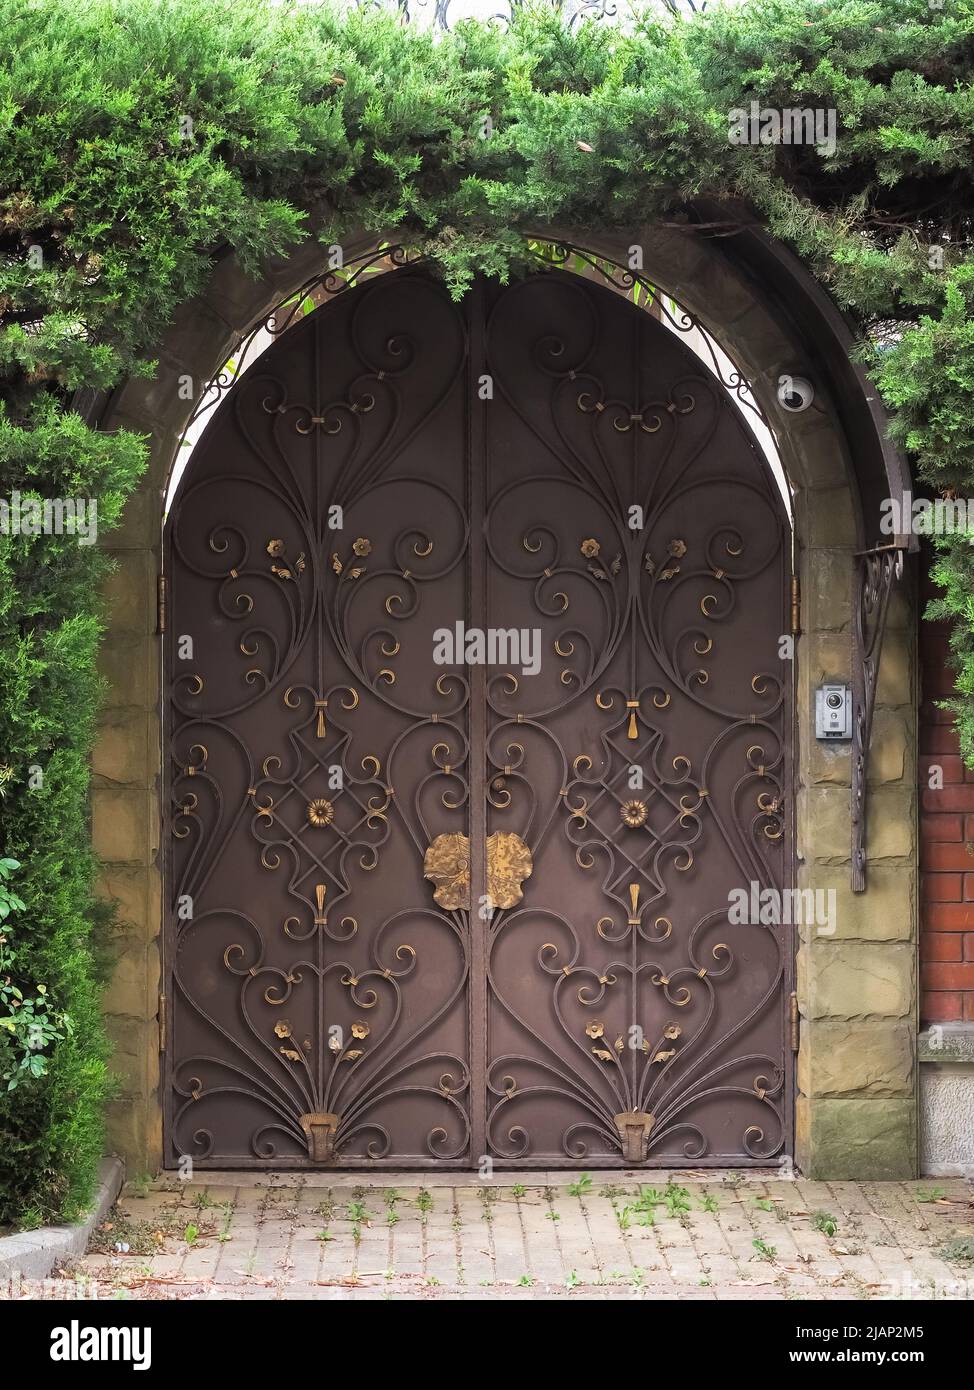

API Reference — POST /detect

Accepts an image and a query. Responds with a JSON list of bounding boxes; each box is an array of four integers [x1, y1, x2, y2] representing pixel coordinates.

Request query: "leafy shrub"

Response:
[[0, 858, 65, 1092]]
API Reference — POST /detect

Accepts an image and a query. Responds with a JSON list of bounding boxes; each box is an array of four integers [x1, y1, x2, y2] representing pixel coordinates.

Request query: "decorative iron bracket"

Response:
[[299, 1111, 340, 1164], [613, 1110, 655, 1164], [851, 546, 905, 892]]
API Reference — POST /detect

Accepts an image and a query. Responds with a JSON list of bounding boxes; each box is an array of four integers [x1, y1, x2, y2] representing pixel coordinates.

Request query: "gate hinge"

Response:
[[789, 991, 800, 1053], [158, 991, 166, 1054], [157, 575, 167, 635], [790, 575, 800, 636]]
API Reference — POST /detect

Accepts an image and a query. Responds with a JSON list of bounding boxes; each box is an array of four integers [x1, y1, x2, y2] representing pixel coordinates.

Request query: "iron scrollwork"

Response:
[[166, 236, 793, 1171], [851, 545, 905, 892], [480, 260, 791, 1166], [167, 270, 474, 1165]]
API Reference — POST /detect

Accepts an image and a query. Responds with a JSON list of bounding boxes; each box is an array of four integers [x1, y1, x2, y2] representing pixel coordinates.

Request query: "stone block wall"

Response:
[[94, 471, 165, 1169], [792, 515, 916, 1180]]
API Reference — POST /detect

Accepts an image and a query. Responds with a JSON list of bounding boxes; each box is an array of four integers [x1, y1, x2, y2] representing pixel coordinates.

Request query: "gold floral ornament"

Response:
[[307, 797, 335, 828], [350, 1022, 369, 1040], [620, 799, 648, 828], [658, 538, 686, 583], [266, 537, 306, 581], [331, 537, 371, 581], [587, 1022, 611, 1063], [424, 832, 471, 910], [579, 537, 619, 583], [274, 1022, 301, 1062], [423, 831, 533, 912], [486, 831, 533, 909]]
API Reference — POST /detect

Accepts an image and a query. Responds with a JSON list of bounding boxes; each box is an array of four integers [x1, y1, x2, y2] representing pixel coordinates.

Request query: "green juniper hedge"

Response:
[[1, 0, 972, 1222]]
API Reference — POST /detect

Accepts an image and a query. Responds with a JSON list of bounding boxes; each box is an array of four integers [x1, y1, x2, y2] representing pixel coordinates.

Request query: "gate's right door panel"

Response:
[[483, 274, 791, 1166]]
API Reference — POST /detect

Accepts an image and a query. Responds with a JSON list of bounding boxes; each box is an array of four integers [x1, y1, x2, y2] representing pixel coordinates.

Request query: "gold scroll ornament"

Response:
[[423, 832, 533, 911]]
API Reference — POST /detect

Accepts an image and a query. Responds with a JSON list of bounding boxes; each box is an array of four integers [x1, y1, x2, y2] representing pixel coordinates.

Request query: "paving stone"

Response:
[[54, 1171, 974, 1301]]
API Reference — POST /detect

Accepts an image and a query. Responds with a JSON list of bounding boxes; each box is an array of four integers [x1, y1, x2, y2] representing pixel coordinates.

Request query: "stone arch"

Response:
[[92, 225, 916, 1178]]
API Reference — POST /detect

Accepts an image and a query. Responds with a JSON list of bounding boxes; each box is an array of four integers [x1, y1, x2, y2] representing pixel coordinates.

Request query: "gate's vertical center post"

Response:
[[467, 278, 489, 1165]]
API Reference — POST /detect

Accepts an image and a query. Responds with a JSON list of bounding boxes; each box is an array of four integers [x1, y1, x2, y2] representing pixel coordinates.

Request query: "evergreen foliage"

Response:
[[1, 0, 971, 1221]]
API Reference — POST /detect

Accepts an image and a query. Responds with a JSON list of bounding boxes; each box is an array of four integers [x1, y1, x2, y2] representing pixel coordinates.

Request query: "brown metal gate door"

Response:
[[164, 266, 792, 1169], [481, 275, 792, 1167], [165, 272, 473, 1167]]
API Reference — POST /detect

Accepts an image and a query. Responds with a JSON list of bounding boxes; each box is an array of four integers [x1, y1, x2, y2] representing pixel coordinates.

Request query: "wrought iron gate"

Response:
[[164, 263, 793, 1168]]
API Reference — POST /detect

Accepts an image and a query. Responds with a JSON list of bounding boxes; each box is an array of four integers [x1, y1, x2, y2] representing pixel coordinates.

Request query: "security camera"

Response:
[[776, 374, 814, 413]]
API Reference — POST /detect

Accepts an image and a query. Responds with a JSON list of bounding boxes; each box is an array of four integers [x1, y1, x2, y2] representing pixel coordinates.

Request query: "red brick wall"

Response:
[[919, 555, 974, 1022]]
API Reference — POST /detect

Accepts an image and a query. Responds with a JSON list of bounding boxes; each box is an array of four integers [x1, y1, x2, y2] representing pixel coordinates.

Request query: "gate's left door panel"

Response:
[[165, 273, 473, 1166]]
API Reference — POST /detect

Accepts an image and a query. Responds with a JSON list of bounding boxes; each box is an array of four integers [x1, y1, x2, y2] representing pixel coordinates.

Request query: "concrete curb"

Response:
[[0, 1156, 124, 1281]]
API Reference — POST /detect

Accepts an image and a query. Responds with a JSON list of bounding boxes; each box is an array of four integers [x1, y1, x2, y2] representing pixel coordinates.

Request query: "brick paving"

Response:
[[27, 1171, 974, 1300]]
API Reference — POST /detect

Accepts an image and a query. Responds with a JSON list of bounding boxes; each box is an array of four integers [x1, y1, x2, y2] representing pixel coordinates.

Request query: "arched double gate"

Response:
[[164, 265, 794, 1169]]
